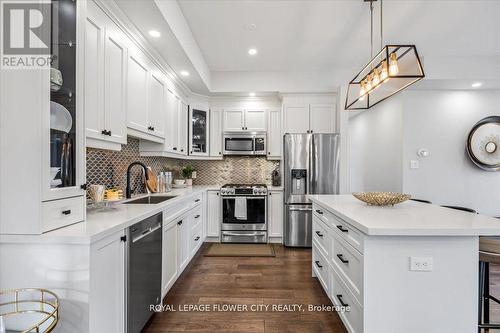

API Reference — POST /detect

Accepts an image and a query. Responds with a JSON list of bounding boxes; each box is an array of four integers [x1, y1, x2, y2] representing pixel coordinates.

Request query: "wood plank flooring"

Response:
[[144, 243, 347, 333]]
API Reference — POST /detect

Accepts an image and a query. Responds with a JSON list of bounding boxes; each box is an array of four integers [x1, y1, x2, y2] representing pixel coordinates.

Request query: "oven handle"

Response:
[[222, 232, 266, 237], [221, 196, 267, 199]]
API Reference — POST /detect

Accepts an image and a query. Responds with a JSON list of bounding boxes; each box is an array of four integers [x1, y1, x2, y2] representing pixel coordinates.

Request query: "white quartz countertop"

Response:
[[309, 195, 500, 236], [0, 185, 219, 245]]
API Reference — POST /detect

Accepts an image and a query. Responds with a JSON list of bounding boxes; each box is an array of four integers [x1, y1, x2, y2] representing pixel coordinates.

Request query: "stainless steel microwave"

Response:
[[223, 132, 267, 156]]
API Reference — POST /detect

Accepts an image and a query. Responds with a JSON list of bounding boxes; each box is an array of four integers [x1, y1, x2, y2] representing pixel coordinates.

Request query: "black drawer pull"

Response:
[[177, 220, 183, 225], [195, 199, 201, 203], [101, 129, 107, 135], [314, 260, 323, 268], [337, 254, 349, 264], [337, 225, 349, 233], [315, 231, 323, 237], [195, 236, 200, 241], [62, 210, 71, 215], [173, 147, 178, 151], [315, 209, 323, 215], [195, 215, 200, 219], [336, 294, 349, 307]]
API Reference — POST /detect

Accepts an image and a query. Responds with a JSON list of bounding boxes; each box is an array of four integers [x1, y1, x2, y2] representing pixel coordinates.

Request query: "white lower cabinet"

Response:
[[176, 214, 190, 274], [190, 208, 203, 257], [206, 190, 221, 238], [90, 230, 126, 332], [162, 219, 178, 298], [268, 190, 283, 239]]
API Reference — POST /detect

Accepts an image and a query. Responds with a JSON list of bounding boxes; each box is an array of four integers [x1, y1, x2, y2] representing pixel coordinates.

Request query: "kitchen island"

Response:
[[309, 194, 500, 333]]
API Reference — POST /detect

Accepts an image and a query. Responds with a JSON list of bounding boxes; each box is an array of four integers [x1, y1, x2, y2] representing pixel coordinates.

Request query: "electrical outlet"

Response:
[[409, 257, 433, 271], [410, 160, 420, 169]]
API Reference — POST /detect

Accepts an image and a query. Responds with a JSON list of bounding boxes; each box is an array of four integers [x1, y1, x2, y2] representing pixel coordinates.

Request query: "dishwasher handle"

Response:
[[132, 223, 161, 243]]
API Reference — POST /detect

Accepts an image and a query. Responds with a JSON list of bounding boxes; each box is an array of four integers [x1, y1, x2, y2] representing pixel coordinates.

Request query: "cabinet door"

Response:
[[283, 104, 310, 134], [189, 209, 203, 257], [84, 2, 105, 141], [210, 109, 222, 157], [165, 88, 179, 153], [178, 101, 189, 155], [127, 51, 149, 133], [223, 109, 245, 131], [177, 217, 190, 273], [207, 191, 221, 237], [148, 73, 166, 139], [162, 221, 178, 298], [189, 108, 209, 156], [90, 230, 125, 332], [245, 109, 267, 131], [103, 28, 127, 144], [267, 108, 282, 158], [309, 104, 335, 133], [268, 191, 284, 238]]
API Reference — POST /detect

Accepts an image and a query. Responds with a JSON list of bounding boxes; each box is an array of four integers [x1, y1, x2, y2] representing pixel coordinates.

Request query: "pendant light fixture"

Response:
[[345, 0, 425, 110]]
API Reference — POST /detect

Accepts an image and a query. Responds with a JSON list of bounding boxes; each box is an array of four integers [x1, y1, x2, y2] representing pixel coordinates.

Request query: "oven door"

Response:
[[223, 136, 254, 155], [221, 196, 267, 231]]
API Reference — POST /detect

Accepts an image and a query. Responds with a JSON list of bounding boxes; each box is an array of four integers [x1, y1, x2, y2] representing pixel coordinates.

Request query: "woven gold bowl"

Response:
[[352, 192, 411, 206]]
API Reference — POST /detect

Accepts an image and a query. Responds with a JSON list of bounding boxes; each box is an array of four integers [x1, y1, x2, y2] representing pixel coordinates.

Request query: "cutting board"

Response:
[[145, 167, 157, 193]]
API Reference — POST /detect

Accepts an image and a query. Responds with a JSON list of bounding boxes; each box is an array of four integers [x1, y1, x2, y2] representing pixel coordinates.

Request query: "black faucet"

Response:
[[126, 162, 149, 199]]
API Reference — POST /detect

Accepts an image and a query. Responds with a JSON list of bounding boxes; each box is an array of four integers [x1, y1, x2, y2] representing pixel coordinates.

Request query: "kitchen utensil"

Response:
[[145, 167, 158, 193], [163, 172, 173, 192], [88, 185, 105, 203], [50, 68, 63, 92], [50, 101, 72, 133], [352, 192, 411, 206]]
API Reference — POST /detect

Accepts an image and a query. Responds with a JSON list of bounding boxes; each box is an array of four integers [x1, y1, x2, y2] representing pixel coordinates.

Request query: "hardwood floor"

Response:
[[145, 243, 348, 333]]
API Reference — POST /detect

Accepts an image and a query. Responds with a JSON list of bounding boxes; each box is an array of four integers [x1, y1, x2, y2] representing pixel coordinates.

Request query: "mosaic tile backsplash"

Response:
[[86, 138, 280, 195]]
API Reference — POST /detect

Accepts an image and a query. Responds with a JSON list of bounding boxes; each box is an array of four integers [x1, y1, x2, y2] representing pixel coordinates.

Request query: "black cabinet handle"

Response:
[[181, 149, 184, 152], [80, 183, 87, 190], [216, 193, 219, 196], [195, 215, 200, 219], [337, 254, 349, 264], [62, 210, 71, 215], [314, 260, 323, 268], [101, 129, 107, 135], [120, 235, 127, 242], [315, 231, 323, 237], [219, 152, 221, 155], [173, 147, 177, 151], [195, 199, 201, 203], [337, 225, 349, 233], [316, 209, 323, 215], [336, 294, 349, 307], [177, 220, 183, 225], [269, 192, 272, 196], [310, 130, 313, 133], [195, 236, 200, 241], [148, 126, 155, 131]]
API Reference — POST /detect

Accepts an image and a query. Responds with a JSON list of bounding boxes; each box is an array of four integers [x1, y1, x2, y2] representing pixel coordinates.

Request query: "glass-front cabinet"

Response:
[[44, 0, 85, 201], [189, 107, 209, 156]]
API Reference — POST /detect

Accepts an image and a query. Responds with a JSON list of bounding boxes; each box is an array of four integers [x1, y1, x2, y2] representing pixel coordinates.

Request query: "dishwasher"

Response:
[[127, 212, 162, 333]]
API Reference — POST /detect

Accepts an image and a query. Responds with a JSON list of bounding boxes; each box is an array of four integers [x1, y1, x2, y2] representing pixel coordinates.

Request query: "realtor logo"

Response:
[[1, 1, 51, 68]]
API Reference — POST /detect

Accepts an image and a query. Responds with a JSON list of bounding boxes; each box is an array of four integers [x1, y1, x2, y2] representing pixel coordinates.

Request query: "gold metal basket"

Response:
[[0, 288, 59, 333], [352, 192, 411, 206]]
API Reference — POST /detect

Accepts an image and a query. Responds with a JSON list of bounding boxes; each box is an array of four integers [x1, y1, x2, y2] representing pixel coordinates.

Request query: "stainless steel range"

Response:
[[220, 184, 268, 243]]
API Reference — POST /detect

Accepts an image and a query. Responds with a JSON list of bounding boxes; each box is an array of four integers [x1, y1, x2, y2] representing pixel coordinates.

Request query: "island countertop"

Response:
[[308, 194, 500, 236]]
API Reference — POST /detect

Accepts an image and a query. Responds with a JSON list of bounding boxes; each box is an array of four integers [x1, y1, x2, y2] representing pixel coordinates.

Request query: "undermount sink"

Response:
[[123, 195, 177, 204]]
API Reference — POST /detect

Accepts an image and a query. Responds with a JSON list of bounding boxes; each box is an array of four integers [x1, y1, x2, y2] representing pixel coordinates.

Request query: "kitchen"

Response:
[[0, 0, 500, 333]]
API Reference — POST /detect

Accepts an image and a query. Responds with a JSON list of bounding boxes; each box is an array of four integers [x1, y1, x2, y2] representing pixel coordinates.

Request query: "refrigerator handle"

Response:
[[309, 134, 316, 194]]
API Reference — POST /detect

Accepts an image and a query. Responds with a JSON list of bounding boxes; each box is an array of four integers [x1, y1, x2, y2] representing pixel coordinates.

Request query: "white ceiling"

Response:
[[117, 0, 500, 94]]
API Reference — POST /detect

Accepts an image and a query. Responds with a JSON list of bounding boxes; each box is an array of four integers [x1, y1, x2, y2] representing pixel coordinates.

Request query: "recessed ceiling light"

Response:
[[244, 23, 257, 31], [248, 48, 258, 56], [471, 82, 482, 88], [180, 71, 190, 77], [148, 30, 161, 38], [249, 92, 256, 97]]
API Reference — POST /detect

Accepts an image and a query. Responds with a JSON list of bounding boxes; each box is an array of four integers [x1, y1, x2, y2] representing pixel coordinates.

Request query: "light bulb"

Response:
[[359, 81, 366, 101], [389, 52, 399, 76], [380, 61, 389, 82], [372, 68, 381, 87], [365, 74, 373, 91]]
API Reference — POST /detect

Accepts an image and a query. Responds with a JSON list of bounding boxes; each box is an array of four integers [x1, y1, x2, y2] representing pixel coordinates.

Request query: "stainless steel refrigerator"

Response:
[[283, 133, 340, 247]]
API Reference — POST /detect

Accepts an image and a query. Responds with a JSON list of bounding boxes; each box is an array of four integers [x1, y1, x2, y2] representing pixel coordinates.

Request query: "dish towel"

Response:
[[234, 198, 247, 220]]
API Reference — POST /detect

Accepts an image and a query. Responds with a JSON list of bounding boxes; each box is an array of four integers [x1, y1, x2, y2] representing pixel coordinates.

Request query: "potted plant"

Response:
[[181, 165, 194, 186]]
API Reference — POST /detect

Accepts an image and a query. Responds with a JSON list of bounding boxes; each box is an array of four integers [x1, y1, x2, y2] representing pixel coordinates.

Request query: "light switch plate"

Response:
[[410, 160, 420, 169], [410, 256, 433, 271]]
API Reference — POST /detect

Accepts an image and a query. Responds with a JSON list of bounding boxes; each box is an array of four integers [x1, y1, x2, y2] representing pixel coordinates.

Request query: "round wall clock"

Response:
[[467, 116, 500, 171]]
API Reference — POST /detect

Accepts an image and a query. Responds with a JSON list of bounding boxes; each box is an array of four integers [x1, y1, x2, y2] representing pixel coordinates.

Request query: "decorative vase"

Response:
[[185, 179, 193, 186]]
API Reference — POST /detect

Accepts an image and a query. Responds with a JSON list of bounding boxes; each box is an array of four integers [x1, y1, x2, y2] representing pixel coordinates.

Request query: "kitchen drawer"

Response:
[[312, 244, 330, 295], [331, 231, 363, 304], [190, 214, 203, 256], [331, 267, 363, 333], [42, 196, 84, 232], [191, 194, 203, 208], [313, 216, 331, 258], [314, 204, 364, 253]]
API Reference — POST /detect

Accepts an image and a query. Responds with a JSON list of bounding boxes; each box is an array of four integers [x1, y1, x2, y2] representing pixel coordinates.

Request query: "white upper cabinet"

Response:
[[223, 108, 267, 132], [178, 101, 189, 155], [223, 108, 245, 131], [189, 107, 209, 156], [245, 109, 267, 131], [267, 108, 282, 159], [210, 108, 223, 157], [165, 88, 179, 153], [283, 104, 310, 133], [148, 73, 166, 139], [309, 104, 335, 133], [127, 51, 149, 134]]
